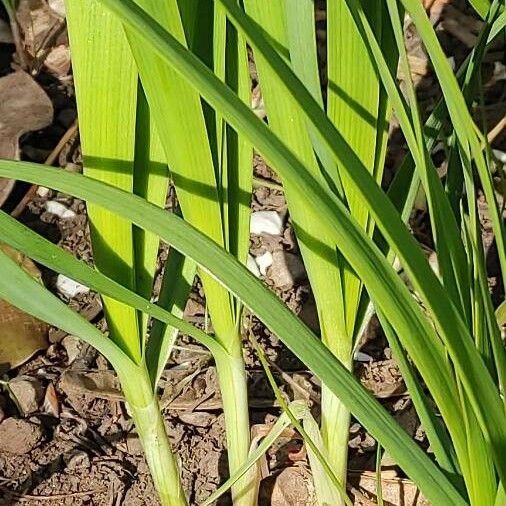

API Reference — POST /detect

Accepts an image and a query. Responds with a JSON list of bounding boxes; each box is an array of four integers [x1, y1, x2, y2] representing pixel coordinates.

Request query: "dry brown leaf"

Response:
[[42, 382, 60, 417], [59, 370, 123, 402], [0, 300, 49, 371], [0, 71, 53, 159], [0, 71, 53, 207], [0, 244, 49, 370], [1, 243, 44, 281], [16, 0, 60, 58]]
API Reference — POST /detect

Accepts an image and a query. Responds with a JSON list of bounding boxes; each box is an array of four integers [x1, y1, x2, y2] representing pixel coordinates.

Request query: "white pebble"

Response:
[[250, 211, 283, 235], [255, 251, 273, 276], [246, 254, 261, 278], [354, 351, 374, 362], [494, 62, 506, 81], [447, 56, 456, 71], [493, 149, 506, 164], [45, 201, 76, 219], [56, 275, 90, 298], [36, 186, 50, 197]]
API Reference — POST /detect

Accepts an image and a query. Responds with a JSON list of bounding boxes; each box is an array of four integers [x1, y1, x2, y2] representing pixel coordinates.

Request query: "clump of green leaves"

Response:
[[0, 0, 504, 505]]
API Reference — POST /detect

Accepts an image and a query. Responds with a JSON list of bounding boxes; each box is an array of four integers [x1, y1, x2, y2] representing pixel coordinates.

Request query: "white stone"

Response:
[[250, 211, 283, 235], [56, 275, 90, 298], [268, 250, 306, 289], [354, 351, 374, 362], [8, 376, 44, 416], [255, 251, 273, 276], [36, 186, 50, 197], [494, 61, 506, 81], [493, 149, 506, 165], [246, 254, 261, 277], [45, 201, 76, 219]]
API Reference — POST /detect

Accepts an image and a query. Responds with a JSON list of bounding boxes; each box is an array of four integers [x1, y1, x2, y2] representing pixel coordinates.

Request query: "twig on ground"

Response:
[[0, 487, 106, 501], [11, 120, 78, 218]]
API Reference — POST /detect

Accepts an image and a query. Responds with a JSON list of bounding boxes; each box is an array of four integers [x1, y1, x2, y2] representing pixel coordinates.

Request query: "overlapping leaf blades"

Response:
[[0, 161, 466, 505], [0, 0, 504, 504]]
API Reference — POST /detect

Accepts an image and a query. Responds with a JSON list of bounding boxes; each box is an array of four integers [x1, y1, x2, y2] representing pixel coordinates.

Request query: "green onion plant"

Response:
[[0, 0, 504, 505]]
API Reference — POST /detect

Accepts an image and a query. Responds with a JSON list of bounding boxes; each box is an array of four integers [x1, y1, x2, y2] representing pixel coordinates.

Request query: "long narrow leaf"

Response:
[[65, 0, 141, 362]]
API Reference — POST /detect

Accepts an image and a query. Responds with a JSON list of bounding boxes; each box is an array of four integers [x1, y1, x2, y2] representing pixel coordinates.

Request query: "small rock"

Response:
[[8, 376, 44, 416], [255, 251, 273, 276], [45, 200, 76, 219], [494, 61, 506, 81], [56, 274, 90, 298], [247, 254, 261, 277], [64, 449, 90, 470], [250, 211, 283, 235], [178, 412, 215, 428], [45, 45, 71, 79], [271, 467, 313, 506], [354, 351, 374, 362], [493, 149, 506, 165], [36, 186, 50, 197], [0, 418, 43, 454], [126, 434, 144, 456], [361, 432, 376, 451], [381, 451, 397, 468], [184, 298, 205, 318], [268, 250, 307, 290]]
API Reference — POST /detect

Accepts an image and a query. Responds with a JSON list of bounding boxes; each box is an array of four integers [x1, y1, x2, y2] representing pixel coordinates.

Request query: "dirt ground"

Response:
[[0, 1, 504, 505]]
